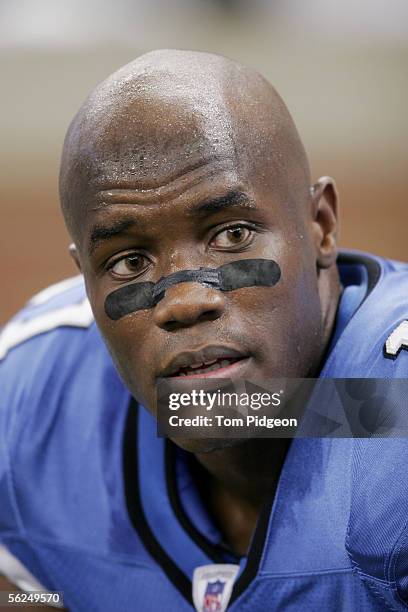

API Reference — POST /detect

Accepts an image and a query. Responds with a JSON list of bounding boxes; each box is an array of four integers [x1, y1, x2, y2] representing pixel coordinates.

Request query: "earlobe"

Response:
[[69, 243, 82, 272], [311, 176, 339, 269]]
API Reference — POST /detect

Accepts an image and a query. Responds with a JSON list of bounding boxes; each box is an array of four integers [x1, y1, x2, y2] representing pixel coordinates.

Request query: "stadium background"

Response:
[[1, 0, 407, 324]]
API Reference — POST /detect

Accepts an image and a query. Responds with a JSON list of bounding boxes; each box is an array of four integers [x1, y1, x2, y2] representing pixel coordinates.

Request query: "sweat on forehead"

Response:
[[59, 49, 310, 239]]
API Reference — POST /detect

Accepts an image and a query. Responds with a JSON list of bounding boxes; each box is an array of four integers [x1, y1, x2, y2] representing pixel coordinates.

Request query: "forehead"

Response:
[[75, 94, 262, 239], [82, 93, 239, 190], [65, 72, 307, 242]]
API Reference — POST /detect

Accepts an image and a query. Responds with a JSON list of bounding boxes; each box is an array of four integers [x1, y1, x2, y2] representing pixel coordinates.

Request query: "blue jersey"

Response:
[[0, 250, 407, 611]]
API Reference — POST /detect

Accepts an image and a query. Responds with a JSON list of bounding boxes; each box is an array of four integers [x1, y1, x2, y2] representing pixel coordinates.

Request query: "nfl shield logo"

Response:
[[203, 580, 225, 611], [192, 564, 240, 612]]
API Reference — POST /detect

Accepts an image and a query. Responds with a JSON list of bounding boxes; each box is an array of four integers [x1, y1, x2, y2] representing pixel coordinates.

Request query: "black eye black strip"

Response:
[[104, 258, 281, 320]]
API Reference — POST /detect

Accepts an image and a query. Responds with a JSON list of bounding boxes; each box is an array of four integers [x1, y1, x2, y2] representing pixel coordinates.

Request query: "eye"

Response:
[[109, 254, 150, 279], [210, 225, 254, 249]]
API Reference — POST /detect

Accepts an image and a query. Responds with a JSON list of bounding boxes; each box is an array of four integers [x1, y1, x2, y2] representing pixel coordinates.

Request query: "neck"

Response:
[[193, 438, 290, 556], [195, 439, 289, 505]]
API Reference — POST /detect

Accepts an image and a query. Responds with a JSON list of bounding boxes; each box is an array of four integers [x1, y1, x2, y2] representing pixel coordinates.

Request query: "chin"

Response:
[[170, 436, 247, 454]]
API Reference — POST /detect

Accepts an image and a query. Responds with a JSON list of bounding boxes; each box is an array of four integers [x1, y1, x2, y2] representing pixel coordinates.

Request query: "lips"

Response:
[[160, 345, 249, 378]]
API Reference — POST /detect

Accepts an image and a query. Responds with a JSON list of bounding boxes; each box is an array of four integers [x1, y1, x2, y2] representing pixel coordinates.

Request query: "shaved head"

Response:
[[59, 49, 310, 241]]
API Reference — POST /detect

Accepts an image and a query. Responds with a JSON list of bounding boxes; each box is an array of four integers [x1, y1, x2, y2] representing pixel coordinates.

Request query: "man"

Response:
[[0, 50, 407, 611]]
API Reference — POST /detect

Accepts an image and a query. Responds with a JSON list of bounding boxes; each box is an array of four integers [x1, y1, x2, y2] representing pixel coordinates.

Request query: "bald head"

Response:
[[59, 49, 310, 241]]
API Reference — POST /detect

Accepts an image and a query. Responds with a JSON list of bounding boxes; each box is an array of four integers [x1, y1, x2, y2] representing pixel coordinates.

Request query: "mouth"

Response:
[[160, 345, 250, 379]]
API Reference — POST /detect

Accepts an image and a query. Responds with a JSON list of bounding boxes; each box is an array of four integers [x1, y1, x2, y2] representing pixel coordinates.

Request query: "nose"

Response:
[[152, 282, 226, 330]]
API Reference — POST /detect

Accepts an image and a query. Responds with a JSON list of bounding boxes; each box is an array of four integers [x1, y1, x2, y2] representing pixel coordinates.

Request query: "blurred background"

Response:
[[1, 0, 407, 323]]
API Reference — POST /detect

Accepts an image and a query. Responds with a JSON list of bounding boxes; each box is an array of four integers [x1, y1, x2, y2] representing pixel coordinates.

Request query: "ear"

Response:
[[310, 176, 339, 269], [69, 243, 82, 272]]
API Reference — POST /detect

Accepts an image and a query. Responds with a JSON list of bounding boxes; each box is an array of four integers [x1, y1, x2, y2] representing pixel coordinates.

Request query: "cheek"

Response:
[[233, 253, 322, 375], [91, 295, 155, 403], [86, 278, 149, 359], [275, 254, 323, 372]]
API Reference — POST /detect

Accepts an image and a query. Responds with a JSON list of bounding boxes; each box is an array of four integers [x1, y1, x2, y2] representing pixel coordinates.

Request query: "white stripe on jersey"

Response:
[[0, 545, 63, 608]]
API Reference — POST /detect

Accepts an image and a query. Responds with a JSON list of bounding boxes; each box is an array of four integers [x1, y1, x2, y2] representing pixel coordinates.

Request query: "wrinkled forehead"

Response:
[[75, 70, 244, 190]]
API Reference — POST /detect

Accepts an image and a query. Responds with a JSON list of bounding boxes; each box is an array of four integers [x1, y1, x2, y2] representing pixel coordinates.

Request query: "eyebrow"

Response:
[[188, 190, 257, 217], [88, 218, 137, 255], [87, 190, 256, 255]]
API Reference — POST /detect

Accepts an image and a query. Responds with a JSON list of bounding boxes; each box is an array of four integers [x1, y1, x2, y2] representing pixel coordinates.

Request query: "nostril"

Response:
[[152, 284, 226, 330], [164, 303, 224, 330]]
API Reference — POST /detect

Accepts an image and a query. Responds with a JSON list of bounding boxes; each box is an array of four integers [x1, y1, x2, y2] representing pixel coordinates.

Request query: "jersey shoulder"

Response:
[[0, 275, 92, 360], [0, 274, 101, 437], [0, 276, 117, 459], [0, 277, 129, 539], [0, 276, 98, 416], [326, 251, 408, 377]]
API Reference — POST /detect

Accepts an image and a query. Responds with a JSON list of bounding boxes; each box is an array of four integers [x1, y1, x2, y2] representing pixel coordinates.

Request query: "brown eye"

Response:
[[110, 254, 149, 278], [211, 226, 252, 248]]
